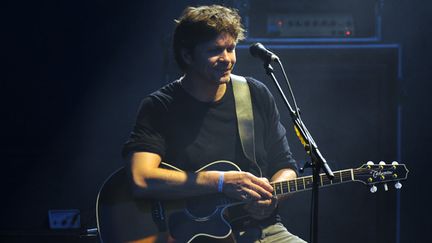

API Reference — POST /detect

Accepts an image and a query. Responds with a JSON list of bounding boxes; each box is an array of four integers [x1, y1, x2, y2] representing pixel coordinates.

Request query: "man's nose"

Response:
[[219, 50, 230, 62]]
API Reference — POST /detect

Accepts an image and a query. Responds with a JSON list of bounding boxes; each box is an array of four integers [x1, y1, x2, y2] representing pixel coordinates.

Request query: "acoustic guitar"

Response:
[[96, 160, 408, 243]]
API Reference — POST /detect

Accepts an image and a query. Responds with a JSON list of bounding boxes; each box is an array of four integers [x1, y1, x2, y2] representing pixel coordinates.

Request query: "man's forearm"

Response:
[[132, 167, 221, 199], [270, 168, 297, 201], [271, 168, 297, 182], [130, 152, 274, 201]]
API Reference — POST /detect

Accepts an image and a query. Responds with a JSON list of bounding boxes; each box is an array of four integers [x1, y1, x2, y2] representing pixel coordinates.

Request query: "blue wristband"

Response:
[[218, 172, 224, 193]]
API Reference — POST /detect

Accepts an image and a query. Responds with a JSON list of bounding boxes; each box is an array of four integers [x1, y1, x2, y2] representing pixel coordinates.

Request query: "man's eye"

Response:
[[209, 48, 222, 53]]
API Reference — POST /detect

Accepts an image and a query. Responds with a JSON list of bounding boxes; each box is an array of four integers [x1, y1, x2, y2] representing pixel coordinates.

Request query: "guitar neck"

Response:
[[271, 169, 355, 196]]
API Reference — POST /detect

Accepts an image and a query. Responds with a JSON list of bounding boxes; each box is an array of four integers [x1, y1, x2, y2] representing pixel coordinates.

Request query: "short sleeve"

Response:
[[121, 96, 166, 159]]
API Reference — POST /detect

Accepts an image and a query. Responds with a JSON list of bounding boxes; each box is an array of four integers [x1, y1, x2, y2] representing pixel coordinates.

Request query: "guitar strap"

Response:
[[231, 74, 262, 177]]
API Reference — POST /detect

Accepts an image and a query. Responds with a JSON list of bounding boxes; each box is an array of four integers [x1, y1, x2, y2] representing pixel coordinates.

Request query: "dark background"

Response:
[[1, 0, 430, 242]]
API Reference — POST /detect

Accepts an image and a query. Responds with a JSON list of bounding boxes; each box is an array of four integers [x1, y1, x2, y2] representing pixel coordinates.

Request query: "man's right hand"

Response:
[[221, 171, 273, 201]]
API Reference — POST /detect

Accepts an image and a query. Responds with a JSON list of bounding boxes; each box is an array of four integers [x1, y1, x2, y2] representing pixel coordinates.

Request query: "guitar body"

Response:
[[96, 161, 242, 243]]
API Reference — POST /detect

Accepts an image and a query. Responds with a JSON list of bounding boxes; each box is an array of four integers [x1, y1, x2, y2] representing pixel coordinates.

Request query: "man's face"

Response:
[[186, 32, 237, 85]]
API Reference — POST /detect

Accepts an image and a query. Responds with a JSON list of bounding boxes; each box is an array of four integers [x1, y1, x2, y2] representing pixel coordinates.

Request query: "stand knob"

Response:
[[395, 181, 402, 189], [370, 185, 377, 193]]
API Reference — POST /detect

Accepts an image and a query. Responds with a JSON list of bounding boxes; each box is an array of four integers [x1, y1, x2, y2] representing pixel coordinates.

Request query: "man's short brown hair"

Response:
[[173, 5, 246, 71]]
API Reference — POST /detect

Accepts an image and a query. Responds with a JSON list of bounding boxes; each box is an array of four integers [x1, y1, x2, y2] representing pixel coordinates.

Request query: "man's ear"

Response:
[[181, 48, 193, 66]]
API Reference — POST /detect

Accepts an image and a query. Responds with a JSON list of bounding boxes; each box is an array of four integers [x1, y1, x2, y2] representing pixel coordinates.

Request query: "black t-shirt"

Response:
[[122, 77, 297, 178]]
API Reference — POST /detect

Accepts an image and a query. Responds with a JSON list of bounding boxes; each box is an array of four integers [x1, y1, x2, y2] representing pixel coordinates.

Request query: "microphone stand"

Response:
[[262, 61, 334, 243]]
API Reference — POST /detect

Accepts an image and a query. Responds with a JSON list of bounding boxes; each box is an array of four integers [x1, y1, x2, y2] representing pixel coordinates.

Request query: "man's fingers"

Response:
[[239, 173, 273, 199], [247, 177, 273, 198], [223, 172, 274, 200], [247, 198, 278, 211], [249, 198, 273, 207], [252, 176, 273, 192], [242, 188, 261, 201], [245, 183, 272, 199]]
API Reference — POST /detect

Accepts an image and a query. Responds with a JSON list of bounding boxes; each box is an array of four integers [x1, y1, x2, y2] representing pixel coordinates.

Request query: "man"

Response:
[[122, 4, 306, 243]]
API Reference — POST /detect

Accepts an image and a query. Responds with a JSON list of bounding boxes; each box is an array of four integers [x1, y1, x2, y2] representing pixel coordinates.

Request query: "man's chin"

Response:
[[218, 72, 231, 83]]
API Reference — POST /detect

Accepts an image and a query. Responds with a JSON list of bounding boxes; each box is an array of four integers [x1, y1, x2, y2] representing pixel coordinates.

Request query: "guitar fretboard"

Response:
[[271, 169, 354, 195]]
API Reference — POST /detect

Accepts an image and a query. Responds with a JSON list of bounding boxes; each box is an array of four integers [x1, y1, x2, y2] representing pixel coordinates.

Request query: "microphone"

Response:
[[249, 43, 279, 63]]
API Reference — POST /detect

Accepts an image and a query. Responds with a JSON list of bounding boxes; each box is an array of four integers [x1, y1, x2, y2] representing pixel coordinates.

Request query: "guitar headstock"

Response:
[[354, 161, 409, 193]]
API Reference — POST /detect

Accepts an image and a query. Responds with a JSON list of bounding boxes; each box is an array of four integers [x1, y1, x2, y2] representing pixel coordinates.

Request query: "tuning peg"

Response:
[[367, 161, 374, 166], [379, 161, 386, 165], [370, 185, 377, 193], [383, 183, 388, 191], [395, 181, 402, 189], [391, 161, 399, 166]]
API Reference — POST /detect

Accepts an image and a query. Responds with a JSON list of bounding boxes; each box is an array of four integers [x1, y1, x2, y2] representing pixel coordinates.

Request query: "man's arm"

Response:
[[271, 168, 297, 185], [130, 152, 274, 201]]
